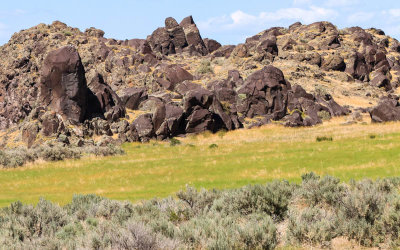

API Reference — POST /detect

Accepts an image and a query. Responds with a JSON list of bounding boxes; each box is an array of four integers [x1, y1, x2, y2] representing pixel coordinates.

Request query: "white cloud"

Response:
[[198, 7, 337, 32], [347, 12, 375, 23], [388, 9, 400, 18], [324, 0, 359, 7]]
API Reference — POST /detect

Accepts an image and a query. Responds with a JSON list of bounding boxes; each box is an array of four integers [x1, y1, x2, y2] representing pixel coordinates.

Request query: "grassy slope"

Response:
[[1, 116, 400, 207]]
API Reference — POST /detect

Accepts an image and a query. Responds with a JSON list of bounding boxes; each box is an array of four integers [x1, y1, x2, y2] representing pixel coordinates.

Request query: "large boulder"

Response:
[[286, 85, 348, 126], [39, 46, 88, 123], [370, 96, 400, 122], [237, 66, 290, 119], [21, 122, 39, 148], [321, 54, 346, 71], [204, 38, 221, 53], [165, 17, 187, 52], [132, 113, 154, 141], [154, 64, 194, 90], [371, 73, 392, 91], [147, 27, 175, 55], [345, 52, 369, 81], [153, 103, 184, 139], [180, 16, 208, 55], [120, 87, 148, 110], [185, 107, 214, 133]]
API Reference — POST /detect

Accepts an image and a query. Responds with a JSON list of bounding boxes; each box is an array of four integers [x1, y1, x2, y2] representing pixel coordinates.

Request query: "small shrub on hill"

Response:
[[196, 60, 213, 75]]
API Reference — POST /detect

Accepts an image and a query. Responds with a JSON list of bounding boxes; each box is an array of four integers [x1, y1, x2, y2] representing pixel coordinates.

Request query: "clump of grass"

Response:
[[314, 84, 329, 97], [316, 136, 333, 142], [170, 138, 181, 146], [317, 110, 331, 121], [209, 144, 218, 149], [217, 129, 227, 138], [196, 60, 213, 75]]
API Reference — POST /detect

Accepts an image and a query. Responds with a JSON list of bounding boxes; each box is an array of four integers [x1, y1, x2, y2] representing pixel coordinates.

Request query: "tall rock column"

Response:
[[39, 46, 88, 123]]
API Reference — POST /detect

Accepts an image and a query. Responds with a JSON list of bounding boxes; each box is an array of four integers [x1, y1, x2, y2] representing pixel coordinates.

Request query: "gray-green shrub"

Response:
[[2, 174, 400, 248]]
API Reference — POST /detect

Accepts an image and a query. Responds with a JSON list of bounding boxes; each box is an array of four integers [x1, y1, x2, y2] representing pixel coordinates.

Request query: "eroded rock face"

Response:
[[39, 46, 88, 123], [87, 73, 126, 121]]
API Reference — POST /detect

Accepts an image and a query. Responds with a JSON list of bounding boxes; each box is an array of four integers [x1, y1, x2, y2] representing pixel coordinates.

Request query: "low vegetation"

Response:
[[0, 143, 124, 168], [2, 174, 400, 249]]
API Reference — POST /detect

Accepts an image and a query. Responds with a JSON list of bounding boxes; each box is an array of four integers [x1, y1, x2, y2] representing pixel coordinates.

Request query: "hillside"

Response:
[[0, 16, 399, 155]]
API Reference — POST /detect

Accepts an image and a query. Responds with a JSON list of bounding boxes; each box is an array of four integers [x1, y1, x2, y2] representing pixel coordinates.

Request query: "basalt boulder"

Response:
[[39, 46, 88, 123], [321, 54, 346, 71], [370, 96, 400, 122], [132, 113, 154, 141], [120, 87, 148, 110], [204, 38, 222, 53], [237, 65, 290, 120], [154, 64, 194, 91], [147, 27, 175, 55], [180, 16, 208, 55]]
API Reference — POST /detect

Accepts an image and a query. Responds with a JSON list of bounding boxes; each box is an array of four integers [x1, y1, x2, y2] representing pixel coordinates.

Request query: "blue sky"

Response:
[[0, 0, 399, 46]]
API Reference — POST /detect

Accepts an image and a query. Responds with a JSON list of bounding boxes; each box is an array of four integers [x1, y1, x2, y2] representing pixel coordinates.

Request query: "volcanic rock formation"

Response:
[[0, 16, 399, 148]]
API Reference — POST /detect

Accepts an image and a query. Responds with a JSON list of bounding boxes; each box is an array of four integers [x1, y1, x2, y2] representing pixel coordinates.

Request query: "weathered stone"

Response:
[[321, 54, 346, 71], [212, 45, 236, 58], [154, 64, 194, 90], [237, 66, 289, 119], [41, 112, 61, 136], [204, 38, 222, 53], [147, 27, 175, 55], [87, 73, 125, 121], [180, 16, 208, 55], [345, 52, 369, 81], [39, 46, 88, 123], [132, 113, 154, 141], [371, 73, 392, 91], [370, 96, 400, 122], [120, 87, 148, 110], [84, 27, 105, 38], [21, 122, 39, 148]]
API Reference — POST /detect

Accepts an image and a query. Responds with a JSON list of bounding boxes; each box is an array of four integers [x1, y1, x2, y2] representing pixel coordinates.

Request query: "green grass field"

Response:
[[1, 117, 400, 207]]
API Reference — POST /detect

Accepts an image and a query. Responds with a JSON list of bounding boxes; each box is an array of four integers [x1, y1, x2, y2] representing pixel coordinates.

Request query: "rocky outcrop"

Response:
[[39, 46, 88, 123], [147, 16, 210, 56], [1, 17, 399, 149]]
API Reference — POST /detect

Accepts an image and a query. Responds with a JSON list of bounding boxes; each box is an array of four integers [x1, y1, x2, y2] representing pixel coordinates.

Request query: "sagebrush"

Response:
[[2, 174, 400, 248]]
